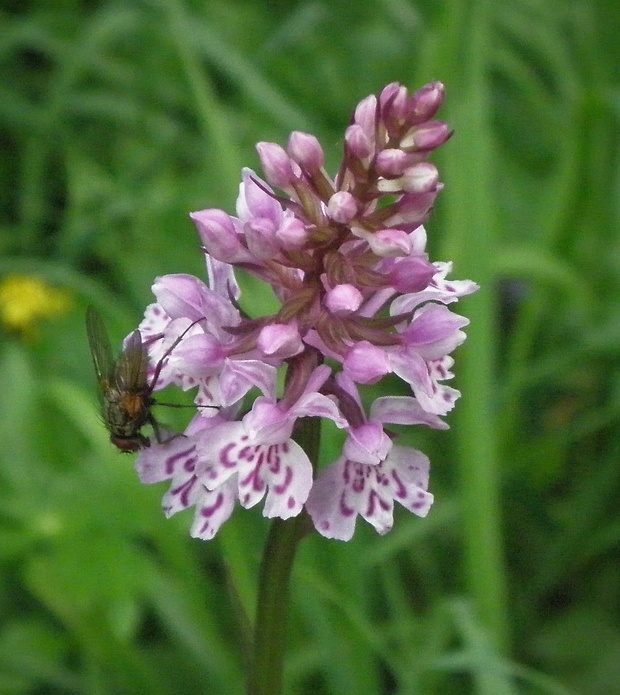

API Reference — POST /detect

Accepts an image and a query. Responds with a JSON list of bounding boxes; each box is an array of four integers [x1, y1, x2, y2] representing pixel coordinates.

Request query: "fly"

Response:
[[86, 306, 203, 452]]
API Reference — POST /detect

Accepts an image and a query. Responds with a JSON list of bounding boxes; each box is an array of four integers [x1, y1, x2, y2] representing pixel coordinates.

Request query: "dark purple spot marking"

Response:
[[274, 466, 293, 494], [287, 496, 295, 509], [183, 454, 198, 473], [220, 443, 238, 468], [171, 476, 198, 508], [200, 491, 224, 517], [339, 490, 355, 517], [238, 445, 255, 462], [390, 469, 407, 499], [165, 446, 196, 475], [348, 461, 367, 493], [365, 488, 389, 516]]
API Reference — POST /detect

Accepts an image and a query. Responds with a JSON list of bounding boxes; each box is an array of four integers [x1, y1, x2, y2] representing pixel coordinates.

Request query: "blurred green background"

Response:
[[1, 0, 619, 693]]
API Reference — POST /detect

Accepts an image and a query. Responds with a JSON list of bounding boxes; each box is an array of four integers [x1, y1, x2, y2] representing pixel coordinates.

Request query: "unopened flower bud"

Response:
[[288, 131, 324, 171], [388, 255, 436, 292], [353, 95, 377, 139], [256, 142, 298, 188], [345, 124, 373, 160], [409, 81, 445, 121], [401, 163, 439, 193], [276, 216, 308, 249], [327, 191, 357, 223], [190, 209, 245, 263], [344, 341, 391, 384], [325, 284, 363, 314], [375, 148, 412, 176], [384, 192, 438, 227], [257, 322, 304, 359], [401, 121, 452, 151], [365, 229, 412, 258], [379, 83, 408, 135], [377, 163, 439, 195]]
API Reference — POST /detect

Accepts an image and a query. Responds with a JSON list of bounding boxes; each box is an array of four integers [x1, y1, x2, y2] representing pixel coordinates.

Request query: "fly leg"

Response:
[[148, 411, 185, 446]]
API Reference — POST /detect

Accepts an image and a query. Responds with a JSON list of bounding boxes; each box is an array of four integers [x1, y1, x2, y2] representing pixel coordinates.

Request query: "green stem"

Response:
[[247, 417, 320, 695], [248, 513, 312, 695]]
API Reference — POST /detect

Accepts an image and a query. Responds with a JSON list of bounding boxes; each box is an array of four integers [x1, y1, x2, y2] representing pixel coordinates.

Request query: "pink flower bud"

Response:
[[288, 131, 324, 171], [375, 148, 411, 176], [388, 255, 436, 292], [344, 341, 391, 384], [401, 163, 439, 193], [276, 216, 308, 249], [366, 229, 412, 257], [327, 191, 357, 223], [376, 163, 439, 196], [385, 192, 438, 227], [257, 322, 303, 359], [379, 82, 408, 122], [325, 284, 363, 314], [408, 81, 445, 121], [256, 142, 298, 188], [353, 94, 377, 136], [190, 209, 245, 263], [245, 218, 280, 260], [345, 124, 373, 160], [379, 83, 409, 136], [401, 121, 452, 151]]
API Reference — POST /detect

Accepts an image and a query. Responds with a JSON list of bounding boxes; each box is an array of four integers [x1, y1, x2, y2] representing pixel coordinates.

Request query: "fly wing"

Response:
[[86, 306, 114, 385], [114, 329, 149, 392]]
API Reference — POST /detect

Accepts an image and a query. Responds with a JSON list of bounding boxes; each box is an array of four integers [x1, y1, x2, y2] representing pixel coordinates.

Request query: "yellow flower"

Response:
[[0, 275, 71, 337]]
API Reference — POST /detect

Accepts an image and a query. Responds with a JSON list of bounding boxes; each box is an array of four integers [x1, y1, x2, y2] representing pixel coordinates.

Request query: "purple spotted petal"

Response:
[[390, 347, 461, 415], [135, 436, 199, 485], [382, 445, 433, 516], [197, 421, 312, 518], [307, 456, 397, 540], [305, 457, 358, 541], [162, 471, 203, 517], [252, 439, 312, 519], [189, 479, 237, 540], [307, 444, 433, 541]]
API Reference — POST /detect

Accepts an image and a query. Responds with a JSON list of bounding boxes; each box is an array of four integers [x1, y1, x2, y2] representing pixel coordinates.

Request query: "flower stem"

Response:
[[248, 513, 311, 695], [247, 417, 320, 695]]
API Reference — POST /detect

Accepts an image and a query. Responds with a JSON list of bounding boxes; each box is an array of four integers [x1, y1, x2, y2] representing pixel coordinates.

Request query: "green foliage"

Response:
[[1, 0, 619, 692]]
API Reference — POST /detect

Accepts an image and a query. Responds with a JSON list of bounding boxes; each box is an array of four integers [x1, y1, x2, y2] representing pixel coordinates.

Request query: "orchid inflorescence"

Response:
[[133, 81, 478, 541]]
